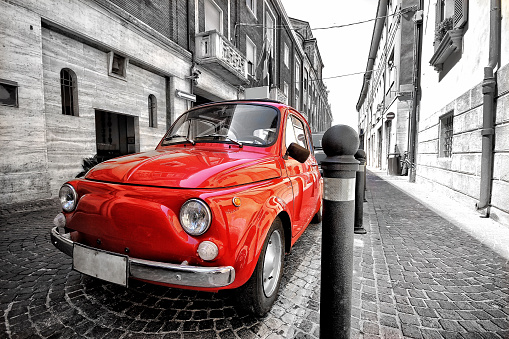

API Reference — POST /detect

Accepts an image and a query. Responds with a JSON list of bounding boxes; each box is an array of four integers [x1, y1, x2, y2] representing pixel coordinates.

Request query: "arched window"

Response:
[[148, 94, 157, 128], [60, 68, 78, 116]]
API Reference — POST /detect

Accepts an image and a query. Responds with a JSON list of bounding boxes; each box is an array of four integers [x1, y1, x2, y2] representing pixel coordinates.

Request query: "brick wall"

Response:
[[108, 0, 172, 39]]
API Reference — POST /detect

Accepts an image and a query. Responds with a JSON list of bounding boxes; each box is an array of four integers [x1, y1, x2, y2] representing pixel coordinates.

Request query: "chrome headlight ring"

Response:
[[179, 199, 212, 236], [59, 183, 78, 212]]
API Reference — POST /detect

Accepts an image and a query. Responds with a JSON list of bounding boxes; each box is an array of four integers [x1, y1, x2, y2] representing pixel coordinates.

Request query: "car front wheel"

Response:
[[237, 217, 285, 316]]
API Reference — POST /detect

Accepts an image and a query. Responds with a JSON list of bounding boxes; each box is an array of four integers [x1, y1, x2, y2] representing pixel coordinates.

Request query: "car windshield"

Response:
[[162, 103, 280, 147]]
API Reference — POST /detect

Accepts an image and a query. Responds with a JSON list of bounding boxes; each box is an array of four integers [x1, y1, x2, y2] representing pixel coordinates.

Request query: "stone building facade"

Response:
[[0, 0, 332, 207], [356, 0, 509, 225], [356, 0, 418, 170]]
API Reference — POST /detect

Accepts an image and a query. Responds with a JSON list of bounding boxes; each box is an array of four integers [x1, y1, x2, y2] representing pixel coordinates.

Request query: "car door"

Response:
[[283, 112, 320, 236]]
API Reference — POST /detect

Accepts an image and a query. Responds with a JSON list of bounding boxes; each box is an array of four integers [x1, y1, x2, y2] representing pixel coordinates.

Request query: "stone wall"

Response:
[[0, 1, 51, 205], [0, 0, 194, 206], [42, 27, 168, 196], [416, 63, 509, 226]]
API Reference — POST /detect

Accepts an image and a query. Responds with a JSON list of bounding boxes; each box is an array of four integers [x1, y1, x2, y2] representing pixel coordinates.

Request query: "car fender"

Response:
[[231, 192, 291, 288]]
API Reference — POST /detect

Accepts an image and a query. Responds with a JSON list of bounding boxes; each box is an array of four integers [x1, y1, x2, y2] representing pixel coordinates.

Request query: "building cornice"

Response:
[[429, 28, 464, 72]]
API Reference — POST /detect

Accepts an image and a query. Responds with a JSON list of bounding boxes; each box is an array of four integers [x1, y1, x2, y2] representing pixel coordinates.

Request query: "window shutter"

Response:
[[453, 0, 468, 28]]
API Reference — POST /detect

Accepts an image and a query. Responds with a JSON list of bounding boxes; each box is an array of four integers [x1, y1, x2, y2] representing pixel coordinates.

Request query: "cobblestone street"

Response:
[[1, 171, 508, 338]]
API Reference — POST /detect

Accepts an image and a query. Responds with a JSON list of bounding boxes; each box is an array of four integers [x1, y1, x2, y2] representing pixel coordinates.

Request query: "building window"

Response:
[[108, 52, 128, 79], [265, 4, 276, 54], [148, 95, 157, 128], [205, 0, 222, 33], [283, 82, 289, 105], [0, 79, 19, 107], [439, 112, 453, 158], [60, 68, 78, 116], [246, 0, 256, 16], [295, 59, 301, 110], [246, 36, 256, 77], [430, 0, 468, 71], [435, 0, 468, 34], [284, 43, 289, 67], [303, 69, 308, 94]]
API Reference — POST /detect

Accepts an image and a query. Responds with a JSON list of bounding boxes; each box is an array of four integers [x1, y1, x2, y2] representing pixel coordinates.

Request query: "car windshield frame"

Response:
[[161, 103, 281, 148]]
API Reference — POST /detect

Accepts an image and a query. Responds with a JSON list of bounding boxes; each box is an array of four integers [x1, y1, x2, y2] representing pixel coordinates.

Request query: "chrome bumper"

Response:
[[50, 226, 235, 288]]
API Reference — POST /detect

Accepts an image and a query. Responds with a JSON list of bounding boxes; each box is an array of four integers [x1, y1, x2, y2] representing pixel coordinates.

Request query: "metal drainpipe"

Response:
[[476, 0, 501, 214], [408, 2, 424, 183]]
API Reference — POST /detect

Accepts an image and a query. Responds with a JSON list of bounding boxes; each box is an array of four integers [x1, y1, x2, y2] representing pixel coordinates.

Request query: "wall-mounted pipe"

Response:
[[408, 1, 424, 183], [476, 0, 501, 213]]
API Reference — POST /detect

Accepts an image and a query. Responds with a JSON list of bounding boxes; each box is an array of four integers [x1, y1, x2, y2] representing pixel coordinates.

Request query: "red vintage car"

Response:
[[51, 100, 322, 316]]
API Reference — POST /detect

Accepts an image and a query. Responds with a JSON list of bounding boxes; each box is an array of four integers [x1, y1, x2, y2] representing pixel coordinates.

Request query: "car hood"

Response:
[[85, 148, 282, 189]]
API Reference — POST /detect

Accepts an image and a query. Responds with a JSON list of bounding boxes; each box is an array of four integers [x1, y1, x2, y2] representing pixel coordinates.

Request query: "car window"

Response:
[[285, 115, 309, 150]]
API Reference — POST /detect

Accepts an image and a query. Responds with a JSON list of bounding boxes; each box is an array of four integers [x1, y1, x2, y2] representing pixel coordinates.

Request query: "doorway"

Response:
[[95, 110, 137, 162]]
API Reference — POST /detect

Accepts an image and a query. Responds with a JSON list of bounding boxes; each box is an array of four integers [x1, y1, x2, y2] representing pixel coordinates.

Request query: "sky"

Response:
[[280, 0, 378, 129]]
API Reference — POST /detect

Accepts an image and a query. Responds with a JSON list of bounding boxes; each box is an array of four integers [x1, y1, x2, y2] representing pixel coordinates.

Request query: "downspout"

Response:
[[356, 0, 389, 112], [476, 0, 501, 214], [408, 2, 424, 183]]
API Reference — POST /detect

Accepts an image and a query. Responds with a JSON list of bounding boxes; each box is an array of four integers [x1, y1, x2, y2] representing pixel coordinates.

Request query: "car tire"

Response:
[[237, 217, 285, 317], [311, 202, 322, 223]]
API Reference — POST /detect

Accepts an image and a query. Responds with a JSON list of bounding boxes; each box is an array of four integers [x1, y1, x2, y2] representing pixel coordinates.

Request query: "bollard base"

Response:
[[354, 226, 367, 234]]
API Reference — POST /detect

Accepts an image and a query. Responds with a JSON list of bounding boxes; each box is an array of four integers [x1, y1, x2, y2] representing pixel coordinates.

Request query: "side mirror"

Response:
[[285, 142, 310, 163]]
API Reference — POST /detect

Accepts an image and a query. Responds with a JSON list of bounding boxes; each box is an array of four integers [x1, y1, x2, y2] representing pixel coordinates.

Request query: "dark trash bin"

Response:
[[388, 153, 401, 176]]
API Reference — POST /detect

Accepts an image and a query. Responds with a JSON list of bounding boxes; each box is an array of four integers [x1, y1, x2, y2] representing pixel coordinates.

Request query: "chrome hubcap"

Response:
[[262, 230, 282, 297]]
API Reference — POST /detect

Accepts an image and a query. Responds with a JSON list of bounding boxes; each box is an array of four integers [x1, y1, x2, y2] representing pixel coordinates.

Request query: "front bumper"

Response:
[[50, 226, 235, 288]]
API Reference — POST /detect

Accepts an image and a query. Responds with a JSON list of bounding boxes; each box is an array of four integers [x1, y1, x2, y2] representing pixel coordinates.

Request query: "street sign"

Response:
[[386, 112, 395, 120]]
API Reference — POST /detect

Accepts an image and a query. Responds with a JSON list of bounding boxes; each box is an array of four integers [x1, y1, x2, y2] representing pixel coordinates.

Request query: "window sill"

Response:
[[429, 28, 464, 72], [108, 72, 128, 82]]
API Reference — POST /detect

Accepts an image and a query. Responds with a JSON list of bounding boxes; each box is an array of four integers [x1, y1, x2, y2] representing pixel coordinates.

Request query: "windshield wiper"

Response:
[[164, 134, 195, 145], [195, 134, 243, 148]]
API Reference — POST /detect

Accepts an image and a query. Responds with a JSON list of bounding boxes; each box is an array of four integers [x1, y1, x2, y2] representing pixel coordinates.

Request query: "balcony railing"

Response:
[[195, 30, 249, 86]]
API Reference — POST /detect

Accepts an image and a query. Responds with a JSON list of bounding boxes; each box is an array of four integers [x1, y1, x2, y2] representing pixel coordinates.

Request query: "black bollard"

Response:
[[320, 125, 359, 339], [354, 149, 367, 234], [363, 153, 367, 202]]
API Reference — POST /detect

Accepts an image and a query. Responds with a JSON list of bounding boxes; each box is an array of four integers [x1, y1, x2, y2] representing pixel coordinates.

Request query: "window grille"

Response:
[[148, 95, 157, 128], [60, 69, 78, 116], [439, 113, 453, 157]]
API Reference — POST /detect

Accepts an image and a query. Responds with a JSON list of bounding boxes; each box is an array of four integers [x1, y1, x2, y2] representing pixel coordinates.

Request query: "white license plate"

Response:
[[73, 244, 129, 287]]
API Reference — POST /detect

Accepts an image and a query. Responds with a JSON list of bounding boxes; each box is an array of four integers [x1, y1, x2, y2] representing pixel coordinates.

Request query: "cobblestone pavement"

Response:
[[0, 205, 322, 339], [352, 171, 509, 339], [1, 171, 508, 338]]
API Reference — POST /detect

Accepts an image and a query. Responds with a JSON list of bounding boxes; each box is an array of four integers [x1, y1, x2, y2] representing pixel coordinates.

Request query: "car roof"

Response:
[[193, 99, 284, 108]]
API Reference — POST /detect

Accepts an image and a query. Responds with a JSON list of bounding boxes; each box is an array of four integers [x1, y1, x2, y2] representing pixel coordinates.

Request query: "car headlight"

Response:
[[179, 199, 212, 236], [59, 184, 78, 212]]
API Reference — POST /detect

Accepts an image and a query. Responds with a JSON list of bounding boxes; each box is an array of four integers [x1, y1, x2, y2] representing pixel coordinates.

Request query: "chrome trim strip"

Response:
[[50, 227, 235, 288]]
